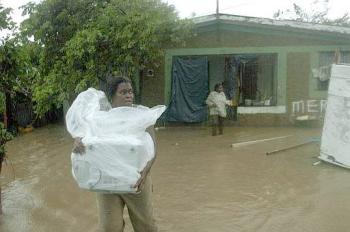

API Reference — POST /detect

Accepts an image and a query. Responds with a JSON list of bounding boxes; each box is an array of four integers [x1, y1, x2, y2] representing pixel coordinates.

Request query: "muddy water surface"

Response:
[[1, 124, 350, 232]]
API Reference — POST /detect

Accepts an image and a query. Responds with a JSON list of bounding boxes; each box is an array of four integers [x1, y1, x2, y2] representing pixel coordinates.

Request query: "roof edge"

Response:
[[192, 13, 350, 36]]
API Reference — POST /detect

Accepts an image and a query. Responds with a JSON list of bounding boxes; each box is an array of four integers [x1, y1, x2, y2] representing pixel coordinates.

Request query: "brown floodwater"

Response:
[[1, 123, 350, 232]]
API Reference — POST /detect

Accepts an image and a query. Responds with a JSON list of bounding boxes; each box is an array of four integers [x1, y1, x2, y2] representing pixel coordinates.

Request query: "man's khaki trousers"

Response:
[[96, 176, 157, 232]]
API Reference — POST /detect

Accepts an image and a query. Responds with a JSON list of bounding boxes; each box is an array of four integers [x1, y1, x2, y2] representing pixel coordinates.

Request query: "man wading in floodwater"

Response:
[[72, 76, 158, 232]]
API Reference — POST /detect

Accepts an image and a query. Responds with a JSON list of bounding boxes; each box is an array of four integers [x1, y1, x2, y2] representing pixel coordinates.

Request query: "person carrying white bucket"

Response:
[[66, 76, 165, 232]]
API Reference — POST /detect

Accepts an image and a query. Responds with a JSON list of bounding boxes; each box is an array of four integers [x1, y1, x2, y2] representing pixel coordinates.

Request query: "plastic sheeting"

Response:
[[319, 64, 350, 168], [66, 88, 166, 193], [166, 57, 209, 122]]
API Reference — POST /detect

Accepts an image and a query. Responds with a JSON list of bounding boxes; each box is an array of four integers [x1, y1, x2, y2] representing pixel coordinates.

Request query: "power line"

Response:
[[220, 0, 262, 12]]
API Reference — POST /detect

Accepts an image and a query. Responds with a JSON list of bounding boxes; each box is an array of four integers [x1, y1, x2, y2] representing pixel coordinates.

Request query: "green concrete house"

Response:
[[140, 14, 350, 126]]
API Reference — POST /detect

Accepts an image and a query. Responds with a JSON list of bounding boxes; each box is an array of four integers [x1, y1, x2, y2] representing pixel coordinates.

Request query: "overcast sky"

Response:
[[164, 0, 350, 19], [1, 0, 349, 38]]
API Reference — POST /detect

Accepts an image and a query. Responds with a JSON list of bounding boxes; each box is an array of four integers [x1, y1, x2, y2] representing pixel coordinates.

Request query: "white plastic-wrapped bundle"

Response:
[[66, 88, 166, 193]]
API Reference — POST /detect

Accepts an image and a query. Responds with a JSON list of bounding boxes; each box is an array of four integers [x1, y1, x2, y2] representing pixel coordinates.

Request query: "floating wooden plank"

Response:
[[266, 140, 315, 155], [231, 135, 292, 148]]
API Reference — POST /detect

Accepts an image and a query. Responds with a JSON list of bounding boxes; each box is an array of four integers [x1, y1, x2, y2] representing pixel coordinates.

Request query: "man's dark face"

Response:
[[111, 82, 134, 108], [217, 85, 224, 93]]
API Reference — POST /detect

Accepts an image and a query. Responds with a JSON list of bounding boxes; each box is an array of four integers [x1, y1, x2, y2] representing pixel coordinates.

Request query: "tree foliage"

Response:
[[0, 38, 38, 134], [0, 2, 39, 129], [0, 39, 34, 96], [0, 93, 4, 114], [273, 1, 350, 26], [0, 122, 12, 159], [0, 3, 13, 30], [0, 3, 12, 115], [21, 0, 193, 116]]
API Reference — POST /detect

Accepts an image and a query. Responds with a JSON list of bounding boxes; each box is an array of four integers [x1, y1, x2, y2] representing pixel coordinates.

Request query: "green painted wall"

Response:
[[163, 45, 350, 107], [140, 61, 165, 107], [287, 52, 311, 114], [140, 22, 350, 125], [208, 55, 225, 91], [276, 51, 287, 106], [187, 28, 349, 48]]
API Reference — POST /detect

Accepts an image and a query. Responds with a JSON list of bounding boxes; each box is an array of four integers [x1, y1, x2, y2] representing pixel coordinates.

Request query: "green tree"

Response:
[[21, 0, 193, 116], [0, 94, 4, 114], [0, 3, 19, 132], [0, 3, 13, 30], [0, 122, 12, 166], [0, 38, 35, 132], [0, 2, 15, 214], [0, 3, 11, 116], [0, 121, 12, 214]]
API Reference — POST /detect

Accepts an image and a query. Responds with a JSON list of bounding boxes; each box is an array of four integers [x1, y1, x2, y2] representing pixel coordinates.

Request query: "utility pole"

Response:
[[216, 0, 219, 16]]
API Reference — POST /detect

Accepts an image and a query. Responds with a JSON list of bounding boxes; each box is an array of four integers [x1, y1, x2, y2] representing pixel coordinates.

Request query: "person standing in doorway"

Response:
[[206, 82, 232, 136]]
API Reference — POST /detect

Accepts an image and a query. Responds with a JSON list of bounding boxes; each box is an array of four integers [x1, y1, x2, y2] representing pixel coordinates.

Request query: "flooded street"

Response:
[[1, 124, 350, 232]]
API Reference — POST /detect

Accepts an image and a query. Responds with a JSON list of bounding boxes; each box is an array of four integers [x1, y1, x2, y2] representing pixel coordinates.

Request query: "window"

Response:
[[316, 51, 350, 90], [235, 54, 277, 106], [207, 54, 277, 107]]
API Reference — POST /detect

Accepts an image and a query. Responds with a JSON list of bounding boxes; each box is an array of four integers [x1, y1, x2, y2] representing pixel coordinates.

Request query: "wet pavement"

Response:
[[1, 124, 350, 232]]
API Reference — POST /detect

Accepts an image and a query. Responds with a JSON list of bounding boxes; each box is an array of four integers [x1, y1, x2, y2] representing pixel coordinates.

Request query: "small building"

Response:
[[140, 14, 350, 126]]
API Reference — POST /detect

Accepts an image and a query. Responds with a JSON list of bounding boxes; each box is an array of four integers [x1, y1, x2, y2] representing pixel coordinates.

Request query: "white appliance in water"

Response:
[[319, 64, 350, 168]]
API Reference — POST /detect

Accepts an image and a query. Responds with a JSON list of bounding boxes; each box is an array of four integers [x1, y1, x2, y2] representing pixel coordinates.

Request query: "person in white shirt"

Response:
[[205, 83, 232, 136]]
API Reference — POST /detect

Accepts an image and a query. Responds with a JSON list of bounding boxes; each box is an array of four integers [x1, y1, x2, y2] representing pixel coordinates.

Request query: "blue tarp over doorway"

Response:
[[166, 56, 209, 122]]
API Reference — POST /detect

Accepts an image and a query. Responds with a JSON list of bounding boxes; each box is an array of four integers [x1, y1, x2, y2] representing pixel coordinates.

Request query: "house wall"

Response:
[[287, 52, 311, 113], [208, 55, 225, 91], [141, 24, 350, 126], [187, 28, 347, 48], [140, 61, 165, 107]]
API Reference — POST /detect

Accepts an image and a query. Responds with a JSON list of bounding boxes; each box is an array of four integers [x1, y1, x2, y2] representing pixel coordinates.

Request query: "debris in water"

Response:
[[266, 140, 316, 155], [313, 161, 321, 166], [231, 135, 292, 148]]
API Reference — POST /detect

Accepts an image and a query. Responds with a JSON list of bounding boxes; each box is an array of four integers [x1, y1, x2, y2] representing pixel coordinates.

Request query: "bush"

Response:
[[0, 122, 13, 162], [0, 93, 4, 115]]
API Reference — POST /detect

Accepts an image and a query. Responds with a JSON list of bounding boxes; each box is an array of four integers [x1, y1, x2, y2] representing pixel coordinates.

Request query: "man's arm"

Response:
[[206, 92, 217, 108]]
